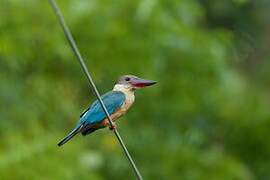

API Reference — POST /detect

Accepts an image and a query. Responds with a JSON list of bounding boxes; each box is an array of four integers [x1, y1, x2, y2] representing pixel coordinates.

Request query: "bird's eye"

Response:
[[125, 77, 130, 81]]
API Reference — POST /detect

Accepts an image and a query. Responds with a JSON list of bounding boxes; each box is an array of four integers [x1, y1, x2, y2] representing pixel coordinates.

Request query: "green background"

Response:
[[0, 0, 270, 179]]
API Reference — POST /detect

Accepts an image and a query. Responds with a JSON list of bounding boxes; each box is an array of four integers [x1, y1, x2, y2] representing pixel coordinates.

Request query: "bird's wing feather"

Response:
[[79, 91, 126, 125], [80, 107, 89, 118]]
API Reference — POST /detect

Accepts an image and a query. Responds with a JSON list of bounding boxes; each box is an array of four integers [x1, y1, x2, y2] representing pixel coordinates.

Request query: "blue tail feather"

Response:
[[57, 124, 82, 146]]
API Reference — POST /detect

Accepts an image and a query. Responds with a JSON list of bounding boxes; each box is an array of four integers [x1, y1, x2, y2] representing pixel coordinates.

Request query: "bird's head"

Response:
[[114, 75, 157, 91]]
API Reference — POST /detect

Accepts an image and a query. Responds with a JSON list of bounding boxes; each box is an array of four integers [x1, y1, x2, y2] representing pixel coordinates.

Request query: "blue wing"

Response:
[[79, 91, 126, 125]]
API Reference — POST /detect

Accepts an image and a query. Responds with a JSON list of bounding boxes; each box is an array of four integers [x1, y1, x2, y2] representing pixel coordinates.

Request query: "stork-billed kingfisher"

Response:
[[58, 75, 157, 146]]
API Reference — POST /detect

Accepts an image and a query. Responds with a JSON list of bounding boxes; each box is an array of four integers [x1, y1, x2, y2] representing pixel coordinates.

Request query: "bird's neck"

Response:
[[113, 84, 134, 96], [113, 84, 135, 112]]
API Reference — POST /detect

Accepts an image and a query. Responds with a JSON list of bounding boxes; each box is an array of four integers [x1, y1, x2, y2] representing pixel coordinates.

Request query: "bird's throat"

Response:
[[113, 84, 135, 107], [113, 84, 134, 94]]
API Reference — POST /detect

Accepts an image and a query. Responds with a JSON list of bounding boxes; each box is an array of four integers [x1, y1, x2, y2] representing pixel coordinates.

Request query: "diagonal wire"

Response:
[[48, 0, 143, 179]]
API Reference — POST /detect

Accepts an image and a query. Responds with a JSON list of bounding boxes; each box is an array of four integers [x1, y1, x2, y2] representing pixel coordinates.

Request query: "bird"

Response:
[[57, 75, 157, 146]]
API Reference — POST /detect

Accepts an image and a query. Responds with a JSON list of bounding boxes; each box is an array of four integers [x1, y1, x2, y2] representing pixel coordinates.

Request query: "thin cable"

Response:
[[48, 0, 143, 179]]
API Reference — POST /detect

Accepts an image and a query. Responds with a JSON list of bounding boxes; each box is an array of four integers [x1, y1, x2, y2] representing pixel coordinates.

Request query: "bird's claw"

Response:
[[109, 123, 117, 130]]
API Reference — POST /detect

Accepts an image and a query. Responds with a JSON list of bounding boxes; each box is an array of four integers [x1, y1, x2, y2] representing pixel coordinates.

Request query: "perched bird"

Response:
[[58, 75, 157, 146]]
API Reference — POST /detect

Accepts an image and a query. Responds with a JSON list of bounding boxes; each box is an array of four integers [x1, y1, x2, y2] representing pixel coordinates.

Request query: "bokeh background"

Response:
[[1, 0, 270, 179]]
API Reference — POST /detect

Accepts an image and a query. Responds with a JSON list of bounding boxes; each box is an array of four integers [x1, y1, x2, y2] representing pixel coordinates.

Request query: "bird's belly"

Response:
[[99, 95, 134, 127]]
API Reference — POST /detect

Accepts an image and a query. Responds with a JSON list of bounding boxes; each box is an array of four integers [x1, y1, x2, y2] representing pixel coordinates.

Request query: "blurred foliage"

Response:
[[0, 0, 270, 179]]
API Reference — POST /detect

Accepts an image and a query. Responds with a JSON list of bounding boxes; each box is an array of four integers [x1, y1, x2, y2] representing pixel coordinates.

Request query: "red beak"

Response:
[[131, 78, 157, 88]]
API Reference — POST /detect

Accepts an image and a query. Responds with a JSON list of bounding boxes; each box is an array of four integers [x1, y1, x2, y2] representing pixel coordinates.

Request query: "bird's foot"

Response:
[[109, 123, 117, 130]]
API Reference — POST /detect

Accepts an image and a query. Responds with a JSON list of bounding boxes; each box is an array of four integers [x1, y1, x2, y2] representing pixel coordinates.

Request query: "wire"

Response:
[[48, 0, 143, 179]]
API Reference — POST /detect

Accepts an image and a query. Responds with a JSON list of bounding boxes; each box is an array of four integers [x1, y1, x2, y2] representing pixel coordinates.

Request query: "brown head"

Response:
[[115, 75, 157, 90]]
